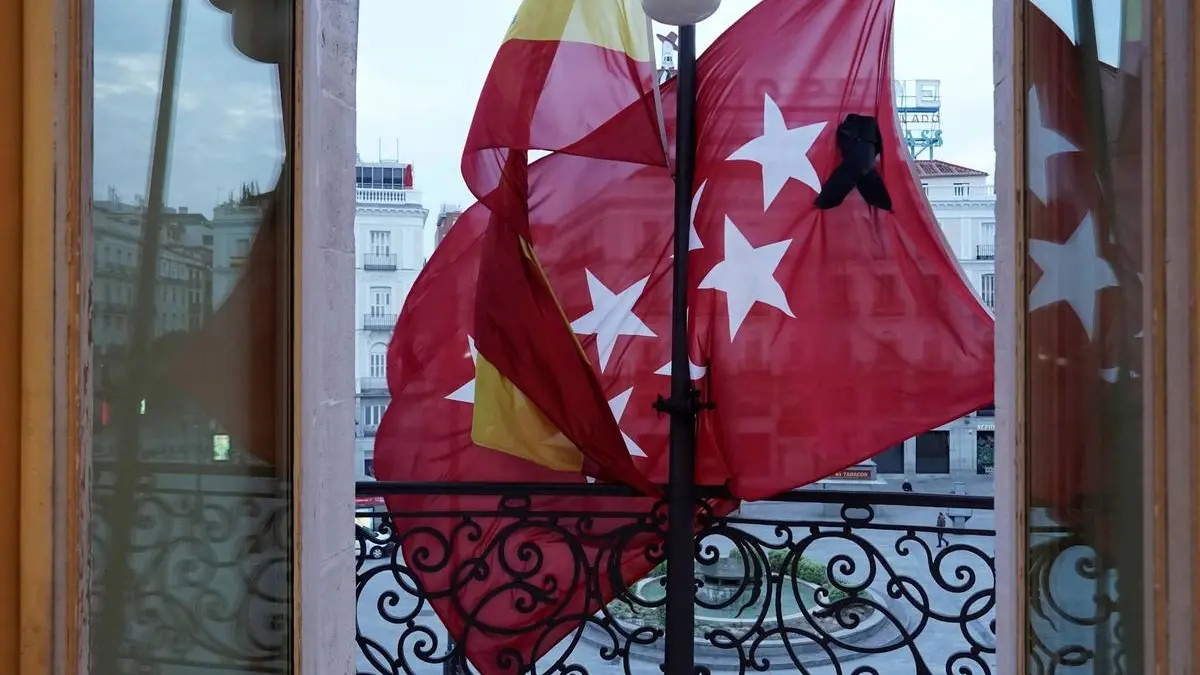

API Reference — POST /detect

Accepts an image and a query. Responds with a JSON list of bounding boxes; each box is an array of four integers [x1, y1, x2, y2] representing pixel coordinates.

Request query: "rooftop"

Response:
[[912, 159, 989, 178]]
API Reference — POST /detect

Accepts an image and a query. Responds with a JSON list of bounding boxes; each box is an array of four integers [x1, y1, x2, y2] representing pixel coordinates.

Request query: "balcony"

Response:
[[976, 244, 995, 260], [356, 188, 423, 206], [354, 483, 1102, 674], [358, 377, 388, 395], [91, 462, 290, 673], [363, 253, 398, 271], [922, 184, 996, 201], [84, 464, 1102, 674], [362, 313, 397, 331]]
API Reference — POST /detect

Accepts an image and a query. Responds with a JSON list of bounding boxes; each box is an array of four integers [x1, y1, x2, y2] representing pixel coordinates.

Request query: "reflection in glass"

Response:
[[91, 0, 294, 672], [1023, 0, 1144, 671]]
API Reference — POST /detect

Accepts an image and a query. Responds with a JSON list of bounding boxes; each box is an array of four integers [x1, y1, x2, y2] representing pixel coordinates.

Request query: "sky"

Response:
[[93, 0, 1125, 256], [357, 0, 1001, 255]]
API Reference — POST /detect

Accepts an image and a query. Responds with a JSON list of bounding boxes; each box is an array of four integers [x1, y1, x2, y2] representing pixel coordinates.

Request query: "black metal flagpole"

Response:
[[661, 22, 700, 675]]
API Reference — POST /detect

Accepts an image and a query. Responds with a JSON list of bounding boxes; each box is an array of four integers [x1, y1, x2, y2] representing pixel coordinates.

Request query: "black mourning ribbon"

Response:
[[814, 114, 893, 212]]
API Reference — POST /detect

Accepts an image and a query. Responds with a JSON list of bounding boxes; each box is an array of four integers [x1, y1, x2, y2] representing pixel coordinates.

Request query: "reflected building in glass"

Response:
[[90, 0, 297, 672]]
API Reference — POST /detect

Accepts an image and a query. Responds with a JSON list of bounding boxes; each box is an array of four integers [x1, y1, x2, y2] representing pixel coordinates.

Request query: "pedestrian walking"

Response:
[[935, 512, 949, 548]]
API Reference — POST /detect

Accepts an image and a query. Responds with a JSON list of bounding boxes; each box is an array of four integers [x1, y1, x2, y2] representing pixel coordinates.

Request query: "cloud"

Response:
[[94, 0, 286, 217]]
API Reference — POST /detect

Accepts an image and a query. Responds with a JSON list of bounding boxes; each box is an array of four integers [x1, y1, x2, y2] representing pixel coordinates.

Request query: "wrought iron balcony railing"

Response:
[[976, 244, 995, 260], [81, 465, 1119, 675], [362, 313, 398, 331], [354, 482, 1120, 675], [363, 253, 398, 271], [358, 377, 388, 395], [91, 462, 290, 674]]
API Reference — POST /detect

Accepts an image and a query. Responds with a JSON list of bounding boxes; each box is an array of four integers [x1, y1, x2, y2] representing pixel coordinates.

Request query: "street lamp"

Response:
[[640, 0, 721, 26], [639, 3, 719, 675]]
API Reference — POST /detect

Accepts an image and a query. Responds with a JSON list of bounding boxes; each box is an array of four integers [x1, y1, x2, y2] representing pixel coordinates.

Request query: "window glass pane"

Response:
[[1023, 0, 1144, 670], [91, 0, 294, 672]]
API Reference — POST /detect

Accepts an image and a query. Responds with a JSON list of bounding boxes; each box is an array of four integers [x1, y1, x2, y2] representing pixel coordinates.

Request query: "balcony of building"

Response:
[[922, 184, 996, 201], [362, 313, 398, 331], [350, 482, 1102, 674], [356, 188, 423, 207], [358, 377, 388, 396], [362, 253, 398, 271], [976, 244, 995, 260]]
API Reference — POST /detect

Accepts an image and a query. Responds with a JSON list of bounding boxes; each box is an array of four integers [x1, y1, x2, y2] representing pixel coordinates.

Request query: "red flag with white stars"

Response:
[[1023, 4, 1142, 532], [375, 0, 998, 669], [684, 0, 995, 500], [373, 202, 683, 675], [374, 146, 733, 675]]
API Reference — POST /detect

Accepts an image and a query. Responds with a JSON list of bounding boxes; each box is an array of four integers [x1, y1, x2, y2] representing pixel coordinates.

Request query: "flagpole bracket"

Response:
[[653, 388, 713, 417]]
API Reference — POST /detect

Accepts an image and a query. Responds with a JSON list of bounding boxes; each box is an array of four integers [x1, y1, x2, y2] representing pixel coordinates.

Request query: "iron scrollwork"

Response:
[[356, 486, 1027, 675], [91, 463, 291, 675]]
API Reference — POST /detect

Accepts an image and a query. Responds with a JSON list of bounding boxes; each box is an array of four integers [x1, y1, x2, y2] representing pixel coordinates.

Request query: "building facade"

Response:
[[354, 160, 428, 480], [433, 204, 462, 248]]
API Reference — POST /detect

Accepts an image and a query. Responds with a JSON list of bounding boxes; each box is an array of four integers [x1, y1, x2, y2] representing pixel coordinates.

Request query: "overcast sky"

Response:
[[94, 0, 1122, 256], [357, 0, 1003, 254], [356, 0, 1123, 255]]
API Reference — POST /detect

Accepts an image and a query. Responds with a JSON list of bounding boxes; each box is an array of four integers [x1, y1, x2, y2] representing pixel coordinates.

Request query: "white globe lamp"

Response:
[[640, 0, 721, 26]]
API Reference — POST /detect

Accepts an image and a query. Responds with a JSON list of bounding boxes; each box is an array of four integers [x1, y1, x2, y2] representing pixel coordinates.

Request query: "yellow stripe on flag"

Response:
[[472, 352, 584, 473], [506, 0, 652, 62], [519, 236, 593, 364]]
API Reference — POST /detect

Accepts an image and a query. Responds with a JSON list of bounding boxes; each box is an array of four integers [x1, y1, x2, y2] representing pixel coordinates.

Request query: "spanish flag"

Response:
[[462, 0, 666, 494]]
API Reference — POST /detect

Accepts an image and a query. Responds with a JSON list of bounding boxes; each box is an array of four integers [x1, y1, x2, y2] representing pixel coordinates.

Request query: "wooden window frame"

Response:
[[14, 0, 359, 673], [994, 0, 1194, 671]]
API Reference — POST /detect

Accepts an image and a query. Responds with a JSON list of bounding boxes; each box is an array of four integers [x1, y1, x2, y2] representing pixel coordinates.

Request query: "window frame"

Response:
[[9, 0, 359, 672]]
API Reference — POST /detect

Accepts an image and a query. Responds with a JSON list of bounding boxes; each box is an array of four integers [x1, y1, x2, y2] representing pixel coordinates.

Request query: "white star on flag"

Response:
[[1027, 85, 1079, 204], [445, 335, 477, 404], [689, 181, 706, 251], [698, 216, 795, 341], [654, 358, 707, 380], [1028, 212, 1118, 341], [571, 270, 656, 372], [607, 388, 646, 457], [726, 93, 825, 211]]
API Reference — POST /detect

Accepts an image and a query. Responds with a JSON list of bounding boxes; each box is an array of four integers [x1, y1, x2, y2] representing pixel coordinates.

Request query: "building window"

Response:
[[369, 286, 392, 314], [369, 350, 387, 378], [981, 273, 995, 308], [369, 230, 391, 255], [364, 458, 375, 477], [364, 404, 385, 427], [357, 165, 410, 190], [952, 182, 969, 196], [234, 238, 251, 257]]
